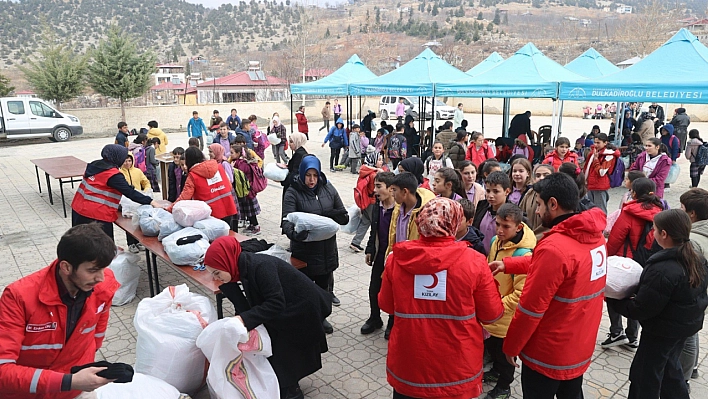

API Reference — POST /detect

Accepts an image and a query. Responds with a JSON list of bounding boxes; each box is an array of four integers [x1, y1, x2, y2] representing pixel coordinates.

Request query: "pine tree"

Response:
[[87, 26, 156, 122], [432, 3, 439, 16], [347, 25, 351, 35], [324, 27, 331, 38], [493, 9, 500, 24], [18, 29, 87, 109], [0, 72, 14, 97], [477, 11, 483, 20]]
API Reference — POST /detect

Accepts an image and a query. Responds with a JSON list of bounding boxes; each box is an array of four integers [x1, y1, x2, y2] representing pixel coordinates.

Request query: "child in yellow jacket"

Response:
[[120, 153, 151, 252], [483, 203, 536, 399]]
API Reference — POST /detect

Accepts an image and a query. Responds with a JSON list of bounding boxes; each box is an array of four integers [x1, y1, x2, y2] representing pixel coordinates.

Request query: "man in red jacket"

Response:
[[490, 173, 608, 398], [0, 224, 120, 399]]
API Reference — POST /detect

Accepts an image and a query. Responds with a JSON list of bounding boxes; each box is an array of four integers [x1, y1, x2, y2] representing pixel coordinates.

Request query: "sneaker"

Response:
[[601, 333, 629, 348], [136, 243, 145, 251], [692, 368, 699, 379], [330, 168, 336, 172], [246, 225, 261, 236], [238, 220, 246, 228], [350, 243, 363, 253], [128, 244, 140, 254], [625, 339, 639, 350], [483, 369, 500, 384], [484, 386, 511, 399], [332, 294, 341, 307]]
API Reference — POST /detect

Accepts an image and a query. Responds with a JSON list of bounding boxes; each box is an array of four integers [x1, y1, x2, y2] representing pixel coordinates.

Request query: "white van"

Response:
[[0, 97, 83, 142], [378, 96, 455, 121]]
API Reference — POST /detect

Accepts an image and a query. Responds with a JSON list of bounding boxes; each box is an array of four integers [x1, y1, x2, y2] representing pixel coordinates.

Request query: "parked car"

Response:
[[0, 97, 83, 142], [378, 95, 455, 121]]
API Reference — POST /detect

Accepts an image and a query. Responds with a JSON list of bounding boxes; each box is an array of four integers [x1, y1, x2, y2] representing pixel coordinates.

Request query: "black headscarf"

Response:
[[101, 144, 129, 168], [399, 157, 425, 185]]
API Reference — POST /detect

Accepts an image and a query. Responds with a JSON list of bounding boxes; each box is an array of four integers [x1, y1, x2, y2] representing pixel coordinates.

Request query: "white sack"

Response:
[[172, 200, 212, 227], [285, 212, 340, 242], [263, 163, 289, 182], [96, 373, 190, 399], [340, 205, 361, 235], [162, 228, 210, 267], [256, 245, 292, 264], [267, 133, 281, 145], [108, 249, 141, 306], [158, 217, 184, 242], [605, 256, 643, 300], [139, 209, 173, 237], [193, 217, 230, 242], [120, 196, 142, 218], [134, 285, 216, 395], [196, 318, 279, 399]]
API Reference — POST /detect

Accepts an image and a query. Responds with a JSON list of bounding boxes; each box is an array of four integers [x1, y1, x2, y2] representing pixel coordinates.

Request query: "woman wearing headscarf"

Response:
[[397, 157, 432, 191], [208, 143, 233, 184], [281, 132, 309, 198], [204, 236, 332, 399], [71, 144, 161, 240], [281, 155, 348, 334], [378, 198, 504, 399]]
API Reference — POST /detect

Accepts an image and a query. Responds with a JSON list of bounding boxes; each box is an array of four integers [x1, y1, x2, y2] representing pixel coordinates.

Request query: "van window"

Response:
[[30, 101, 56, 118], [7, 101, 25, 115], [400, 97, 412, 106]]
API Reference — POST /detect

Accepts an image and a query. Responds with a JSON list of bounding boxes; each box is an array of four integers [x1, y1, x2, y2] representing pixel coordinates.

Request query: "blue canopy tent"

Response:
[[288, 54, 377, 131], [437, 43, 585, 139], [564, 48, 620, 79], [466, 52, 504, 76], [559, 29, 708, 103]]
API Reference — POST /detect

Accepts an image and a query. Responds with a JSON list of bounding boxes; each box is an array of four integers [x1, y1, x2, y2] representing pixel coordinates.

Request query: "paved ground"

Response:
[[1, 114, 707, 398]]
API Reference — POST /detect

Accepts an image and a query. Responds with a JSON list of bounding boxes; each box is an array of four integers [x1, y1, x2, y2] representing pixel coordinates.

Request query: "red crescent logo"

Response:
[[596, 250, 605, 267], [424, 274, 438, 289]]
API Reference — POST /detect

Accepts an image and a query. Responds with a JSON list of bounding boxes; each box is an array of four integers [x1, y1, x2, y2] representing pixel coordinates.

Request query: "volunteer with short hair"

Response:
[[71, 144, 163, 241]]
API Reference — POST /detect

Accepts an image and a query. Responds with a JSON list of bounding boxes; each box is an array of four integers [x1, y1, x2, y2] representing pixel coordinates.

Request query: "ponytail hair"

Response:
[[653, 209, 707, 288], [558, 161, 587, 198], [436, 167, 466, 199], [631, 178, 663, 210]]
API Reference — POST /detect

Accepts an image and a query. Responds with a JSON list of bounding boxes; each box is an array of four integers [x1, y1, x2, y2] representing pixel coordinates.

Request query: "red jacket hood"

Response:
[[543, 207, 606, 245], [393, 236, 464, 275], [621, 200, 662, 223], [190, 159, 219, 178], [358, 164, 378, 179]]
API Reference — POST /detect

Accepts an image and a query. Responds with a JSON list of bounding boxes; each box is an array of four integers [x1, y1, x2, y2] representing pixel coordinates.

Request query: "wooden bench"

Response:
[[30, 156, 87, 218]]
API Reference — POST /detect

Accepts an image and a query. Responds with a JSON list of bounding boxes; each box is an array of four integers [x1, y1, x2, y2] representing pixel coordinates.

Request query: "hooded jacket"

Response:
[[670, 108, 691, 132], [323, 118, 348, 149], [466, 141, 494, 166], [447, 141, 467, 170], [502, 208, 607, 380], [484, 223, 536, 338], [690, 220, 708, 257], [607, 247, 708, 339], [168, 160, 237, 219], [281, 156, 348, 277], [403, 114, 419, 150], [295, 110, 308, 133], [685, 137, 704, 163], [385, 187, 436, 257], [147, 128, 168, 154], [660, 124, 681, 161], [120, 153, 151, 191], [585, 146, 620, 191], [606, 200, 663, 258], [542, 149, 579, 172], [378, 236, 504, 399], [629, 152, 672, 198]]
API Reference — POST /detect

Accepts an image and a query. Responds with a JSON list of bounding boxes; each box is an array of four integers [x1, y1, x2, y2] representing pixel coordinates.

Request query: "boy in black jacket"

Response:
[[362, 171, 396, 336], [167, 147, 186, 202]]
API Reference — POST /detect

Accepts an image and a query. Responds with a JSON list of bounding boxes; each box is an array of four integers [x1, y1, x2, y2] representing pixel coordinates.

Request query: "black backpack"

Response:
[[624, 220, 662, 267]]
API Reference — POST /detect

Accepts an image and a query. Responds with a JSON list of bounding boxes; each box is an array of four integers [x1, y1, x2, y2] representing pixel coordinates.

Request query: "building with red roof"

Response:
[[196, 70, 289, 103]]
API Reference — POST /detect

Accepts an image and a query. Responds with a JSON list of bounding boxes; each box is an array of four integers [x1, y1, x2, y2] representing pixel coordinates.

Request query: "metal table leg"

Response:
[[35, 165, 42, 193], [216, 293, 225, 319], [59, 178, 67, 218], [145, 249, 155, 297], [151, 252, 160, 293], [45, 173, 53, 205]]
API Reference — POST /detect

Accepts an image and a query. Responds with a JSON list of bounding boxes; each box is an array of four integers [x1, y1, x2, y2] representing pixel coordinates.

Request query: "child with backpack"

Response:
[[685, 129, 707, 188], [542, 137, 579, 172], [350, 150, 380, 253], [147, 138, 161, 192], [423, 141, 454, 181], [604, 178, 665, 350], [230, 136, 264, 235], [322, 118, 348, 172], [386, 125, 407, 169], [483, 203, 536, 399], [432, 167, 465, 201]]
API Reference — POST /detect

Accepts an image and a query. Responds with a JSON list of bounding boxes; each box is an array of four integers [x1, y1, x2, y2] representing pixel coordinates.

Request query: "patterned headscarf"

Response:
[[204, 236, 242, 283], [416, 197, 464, 238], [364, 145, 378, 167], [289, 133, 308, 151], [101, 144, 129, 168], [209, 143, 225, 163]]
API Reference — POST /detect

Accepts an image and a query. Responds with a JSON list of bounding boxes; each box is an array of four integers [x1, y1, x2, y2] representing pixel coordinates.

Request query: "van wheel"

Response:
[[380, 110, 388, 120], [436, 111, 441, 119], [53, 127, 71, 142]]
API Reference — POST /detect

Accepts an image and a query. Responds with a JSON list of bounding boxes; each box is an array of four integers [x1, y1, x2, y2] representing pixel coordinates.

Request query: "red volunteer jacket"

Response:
[[173, 160, 237, 220], [0, 261, 119, 399], [585, 146, 620, 191], [606, 200, 662, 258], [502, 208, 607, 380], [542, 150, 579, 172], [379, 236, 504, 398], [71, 168, 122, 222]]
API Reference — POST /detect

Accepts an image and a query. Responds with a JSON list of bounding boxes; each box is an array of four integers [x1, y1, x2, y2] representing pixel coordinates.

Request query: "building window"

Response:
[[222, 92, 256, 102]]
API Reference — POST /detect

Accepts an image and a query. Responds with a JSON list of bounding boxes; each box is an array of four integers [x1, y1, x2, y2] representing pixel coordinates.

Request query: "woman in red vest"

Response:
[[71, 144, 161, 241], [168, 147, 237, 229]]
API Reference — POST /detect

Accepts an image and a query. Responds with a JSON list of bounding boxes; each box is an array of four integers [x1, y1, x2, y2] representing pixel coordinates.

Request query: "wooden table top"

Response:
[[30, 156, 87, 179]]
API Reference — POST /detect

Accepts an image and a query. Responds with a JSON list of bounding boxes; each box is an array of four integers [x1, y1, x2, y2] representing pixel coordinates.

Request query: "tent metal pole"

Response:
[[551, 100, 557, 143], [502, 98, 510, 138], [481, 98, 485, 135], [558, 100, 564, 141], [290, 93, 294, 134], [359, 96, 362, 126], [431, 94, 436, 143]]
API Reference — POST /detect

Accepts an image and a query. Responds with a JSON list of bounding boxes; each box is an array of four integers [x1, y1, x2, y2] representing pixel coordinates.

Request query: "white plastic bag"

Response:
[[196, 318, 279, 399], [139, 209, 173, 237], [108, 249, 141, 306], [264, 163, 289, 182], [267, 133, 281, 145], [162, 228, 210, 266], [256, 245, 292, 264], [340, 205, 361, 235], [96, 373, 190, 399], [134, 285, 217, 395], [193, 217, 230, 242], [136, 204, 155, 219], [158, 218, 184, 242], [605, 256, 643, 299], [285, 212, 340, 242], [665, 163, 680, 184], [120, 196, 141, 218], [173, 200, 212, 227]]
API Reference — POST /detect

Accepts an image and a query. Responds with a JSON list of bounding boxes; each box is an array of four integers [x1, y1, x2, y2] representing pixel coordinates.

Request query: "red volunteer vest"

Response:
[[71, 168, 122, 222], [191, 164, 237, 219]]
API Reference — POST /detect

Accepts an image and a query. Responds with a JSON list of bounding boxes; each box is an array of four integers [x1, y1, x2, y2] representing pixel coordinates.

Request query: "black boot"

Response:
[[360, 317, 383, 335], [322, 319, 334, 334], [281, 384, 304, 399]]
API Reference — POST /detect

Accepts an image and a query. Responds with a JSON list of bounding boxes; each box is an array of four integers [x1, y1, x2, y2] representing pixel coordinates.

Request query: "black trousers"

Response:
[[71, 210, 114, 242], [521, 364, 584, 399], [329, 147, 342, 170], [608, 305, 639, 341], [126, 233, 138, 246], [628, 332, 689, 399], [368, 258, 385, 322], [393, 390, 419, 399], [223, 215, 237, 233], [485, 336, 516, 390]]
